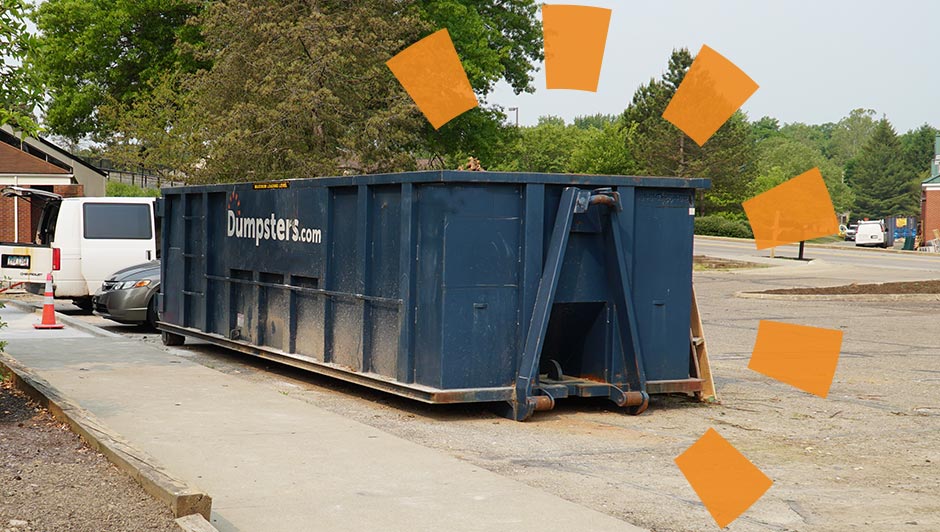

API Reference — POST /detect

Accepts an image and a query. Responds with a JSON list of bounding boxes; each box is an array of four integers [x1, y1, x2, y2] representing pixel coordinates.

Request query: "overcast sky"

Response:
[[490, 0, 938, 133]]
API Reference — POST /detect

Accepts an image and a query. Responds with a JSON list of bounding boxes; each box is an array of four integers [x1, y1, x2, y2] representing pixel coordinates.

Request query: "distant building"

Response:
[[0, 125, 106, 243], [921, 134, 940, 244]]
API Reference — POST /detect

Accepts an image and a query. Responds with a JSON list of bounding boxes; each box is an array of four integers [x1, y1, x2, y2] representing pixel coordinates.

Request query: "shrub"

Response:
[[694, 215, 754, 239], [106, 181, 161, 197]]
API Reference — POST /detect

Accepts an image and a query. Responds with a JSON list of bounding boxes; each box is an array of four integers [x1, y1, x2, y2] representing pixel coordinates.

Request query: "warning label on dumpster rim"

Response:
[[253, 181, 290, 190]]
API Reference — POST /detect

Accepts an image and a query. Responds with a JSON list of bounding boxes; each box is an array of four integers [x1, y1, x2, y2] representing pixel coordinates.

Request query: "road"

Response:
[[694, 236, 940, 273]]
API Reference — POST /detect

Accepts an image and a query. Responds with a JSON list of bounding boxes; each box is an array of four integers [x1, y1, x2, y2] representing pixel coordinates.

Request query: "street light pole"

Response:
[[508, 107, 519, 127]]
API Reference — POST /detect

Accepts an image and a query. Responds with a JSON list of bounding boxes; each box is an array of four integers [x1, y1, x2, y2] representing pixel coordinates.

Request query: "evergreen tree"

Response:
[[622, 48, 756, 215], [851, 119, 918, 218]]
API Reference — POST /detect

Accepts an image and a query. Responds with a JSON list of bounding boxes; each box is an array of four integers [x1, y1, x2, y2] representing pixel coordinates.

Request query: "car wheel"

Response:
[[72, 298, 93, 313], [146, 296, 158, 329], [161, 330, 185, 346]]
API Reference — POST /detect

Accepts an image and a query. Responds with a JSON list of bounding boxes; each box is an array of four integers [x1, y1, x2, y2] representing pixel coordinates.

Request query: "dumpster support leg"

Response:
[[606, 204, 649, 414], [511, 187, 584, 421]]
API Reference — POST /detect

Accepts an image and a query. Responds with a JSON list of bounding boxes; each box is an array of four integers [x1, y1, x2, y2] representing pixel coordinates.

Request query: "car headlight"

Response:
[[118, 279, 152, 289]]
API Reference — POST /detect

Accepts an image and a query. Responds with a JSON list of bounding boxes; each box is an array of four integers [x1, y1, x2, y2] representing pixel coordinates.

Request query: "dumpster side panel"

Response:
[[631, 188, 695, 381], [415, 184, 522, 390]]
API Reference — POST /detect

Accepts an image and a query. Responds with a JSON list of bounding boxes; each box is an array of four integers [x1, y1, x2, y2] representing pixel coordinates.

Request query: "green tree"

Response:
[[622, 48, 756, 215], [852, 119, 918, 218], [491, 116, 585, 173], [568, 122, 638, 175], [418, 0, 542, 96], [178, 1, 430, 182], [777, 122, 832, 156], [0, 0, 42, 134], [572, 114, 618, 130], [29, 0, 203, 140], [828, 108, 877, 166], [750, 136, 854, 214], [899, 124, 938, 177], [750, 116, 780, 144]]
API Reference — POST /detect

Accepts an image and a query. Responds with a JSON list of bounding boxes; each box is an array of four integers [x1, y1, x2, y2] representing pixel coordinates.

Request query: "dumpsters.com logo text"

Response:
[[226, 192, 322, 246]]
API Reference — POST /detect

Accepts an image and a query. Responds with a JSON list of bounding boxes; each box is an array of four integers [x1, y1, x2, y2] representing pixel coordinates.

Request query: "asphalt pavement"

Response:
[[694, 236, 940, 273]]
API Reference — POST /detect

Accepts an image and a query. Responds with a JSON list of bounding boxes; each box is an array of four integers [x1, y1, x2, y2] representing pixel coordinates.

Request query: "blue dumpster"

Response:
[[157, 171, 710, 420]]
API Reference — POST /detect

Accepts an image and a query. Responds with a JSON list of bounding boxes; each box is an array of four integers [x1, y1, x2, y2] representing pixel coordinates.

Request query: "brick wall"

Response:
[[0, 184, 83, 243], [0, 195, 34, 242], [923, 189, 940, 243]]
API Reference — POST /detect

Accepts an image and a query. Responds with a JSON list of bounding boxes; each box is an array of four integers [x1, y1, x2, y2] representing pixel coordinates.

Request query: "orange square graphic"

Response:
[[743, 167, 840, 250], [748, 320, 843, 398], [662, 44, 758, 145], [543, 5, 612, 91], [675, 428, 773, 528], [386, 29, 478, 129]]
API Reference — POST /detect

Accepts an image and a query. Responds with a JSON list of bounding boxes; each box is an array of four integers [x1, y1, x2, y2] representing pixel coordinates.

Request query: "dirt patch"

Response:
[[693, 255, 766, 271], [757, 279, 940, 295], [0, 379, 179, 532]]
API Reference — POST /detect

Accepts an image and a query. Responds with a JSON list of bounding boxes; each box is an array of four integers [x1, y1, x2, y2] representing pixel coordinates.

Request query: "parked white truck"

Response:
[[0, 187, 158, 310]]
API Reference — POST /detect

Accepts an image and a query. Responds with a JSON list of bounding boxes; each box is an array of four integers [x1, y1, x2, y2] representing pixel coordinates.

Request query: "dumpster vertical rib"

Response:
[[357, 185, 373, 373], [323, 190, 334, 364], [397, 183, 416, 383]]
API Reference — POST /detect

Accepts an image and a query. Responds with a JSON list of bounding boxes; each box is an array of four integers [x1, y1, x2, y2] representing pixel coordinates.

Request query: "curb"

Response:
[[0, 353, 213, 521], [2, 299, 123, 338], [695, 235, 933, 255], [735, 291, 940, 302]]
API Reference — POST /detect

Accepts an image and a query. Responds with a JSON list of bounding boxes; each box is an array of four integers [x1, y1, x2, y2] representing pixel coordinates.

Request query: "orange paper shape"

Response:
[[386, 29, 478, 129], [743, 167, 840, 250], [542, 5, 612, 91], [675, 428, 773, 528], [662, 45, 758, 145], [748, 320, 843, 398]]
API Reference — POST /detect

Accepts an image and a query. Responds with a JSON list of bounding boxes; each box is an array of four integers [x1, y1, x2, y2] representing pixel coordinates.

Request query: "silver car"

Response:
[[93, 260, 160, 327]]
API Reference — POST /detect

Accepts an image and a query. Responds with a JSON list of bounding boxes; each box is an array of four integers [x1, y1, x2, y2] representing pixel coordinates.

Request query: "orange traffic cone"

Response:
[[34, 273, 64, 330]]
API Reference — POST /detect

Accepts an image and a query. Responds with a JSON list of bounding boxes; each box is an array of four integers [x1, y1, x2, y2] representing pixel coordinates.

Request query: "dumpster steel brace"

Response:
[[509, 187, 649, 421]]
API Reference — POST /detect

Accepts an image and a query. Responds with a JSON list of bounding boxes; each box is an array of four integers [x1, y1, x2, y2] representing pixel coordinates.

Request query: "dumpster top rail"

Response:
[[162, 170, 710, 193]]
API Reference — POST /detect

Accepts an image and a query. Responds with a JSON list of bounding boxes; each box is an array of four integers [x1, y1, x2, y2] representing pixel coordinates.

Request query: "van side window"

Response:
[[83, 203, 153, 240]]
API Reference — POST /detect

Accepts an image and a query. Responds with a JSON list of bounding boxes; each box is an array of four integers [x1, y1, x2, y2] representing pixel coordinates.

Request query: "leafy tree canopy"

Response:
[[0, 0, 42, 134], [29, 0, 203, 140]]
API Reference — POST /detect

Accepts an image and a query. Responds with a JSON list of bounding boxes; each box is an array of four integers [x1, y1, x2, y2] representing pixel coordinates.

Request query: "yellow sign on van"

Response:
[[253, 181, 290, 190]]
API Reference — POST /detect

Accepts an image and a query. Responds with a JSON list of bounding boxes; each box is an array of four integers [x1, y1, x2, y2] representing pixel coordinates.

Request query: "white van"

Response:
[[1, 187, 157, 309], [855, 220, 888, 248]]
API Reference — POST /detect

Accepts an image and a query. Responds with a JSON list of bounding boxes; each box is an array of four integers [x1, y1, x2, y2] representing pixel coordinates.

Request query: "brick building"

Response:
[[921, 134, 940, 245], [0, 125, 106, 243]]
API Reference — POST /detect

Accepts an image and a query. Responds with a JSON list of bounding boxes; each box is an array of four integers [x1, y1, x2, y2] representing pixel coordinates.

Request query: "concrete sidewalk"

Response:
[[0, 305, 646, 532]]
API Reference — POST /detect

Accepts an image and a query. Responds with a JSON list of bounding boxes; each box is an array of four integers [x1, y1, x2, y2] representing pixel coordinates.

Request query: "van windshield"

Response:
[[83, 203, 153, 239]]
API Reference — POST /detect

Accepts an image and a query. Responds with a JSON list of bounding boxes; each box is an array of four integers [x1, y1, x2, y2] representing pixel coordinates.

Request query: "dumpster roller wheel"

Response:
[[617, 390, 649, 416]]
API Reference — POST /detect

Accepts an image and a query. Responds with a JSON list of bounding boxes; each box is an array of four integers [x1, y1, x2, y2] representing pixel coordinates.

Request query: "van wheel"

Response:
[[161, 330, 185, 346]]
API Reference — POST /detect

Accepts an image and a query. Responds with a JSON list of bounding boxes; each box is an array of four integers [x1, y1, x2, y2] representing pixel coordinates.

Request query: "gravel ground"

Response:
[[0, 379, 179, 532]]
